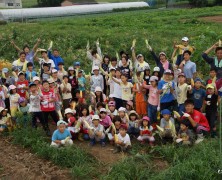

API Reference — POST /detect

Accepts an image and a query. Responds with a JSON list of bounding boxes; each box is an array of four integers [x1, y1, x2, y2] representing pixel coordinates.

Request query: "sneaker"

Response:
[[195, 134, 204, 144], [113, 147, 121, 154], [90, 140, 95, 146]]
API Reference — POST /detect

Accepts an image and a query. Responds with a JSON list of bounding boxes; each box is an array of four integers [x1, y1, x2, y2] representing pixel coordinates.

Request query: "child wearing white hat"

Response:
[[51, 120, 73, 148], [88, 115, 106, 147], [90, 66, 104, 92]]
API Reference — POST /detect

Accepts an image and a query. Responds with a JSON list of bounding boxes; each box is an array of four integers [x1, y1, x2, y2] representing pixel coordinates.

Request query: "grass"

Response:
[[1, 6, 222, 75]]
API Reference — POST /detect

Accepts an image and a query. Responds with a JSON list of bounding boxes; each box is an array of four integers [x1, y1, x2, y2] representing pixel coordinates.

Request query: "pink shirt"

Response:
[[144, 84, 159, 106], [100, 115, 112, 128]]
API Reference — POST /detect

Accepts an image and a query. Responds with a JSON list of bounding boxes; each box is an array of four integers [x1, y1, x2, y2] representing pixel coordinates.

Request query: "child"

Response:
[[91, 86, 107, 105], [88, 115, 106, 147], [41, 80, 59, 126], [78, 105, 92, 140], [51, 69, 61, 85], [18, 97, 30, 126], [107, 101, 118, 119], [119, 56, 133, 82], [29, 83, 50, 135], [152, 67, 161, 80], [0, 85, 6, 108], [189, 78, 206, 112], [77, 70, 86, 97], [41, 63, 51, 81], [112, 68, 123, 110], [112, 74, 133, 105], [99, 108, 112, 129], [176, 73, 192, 115], [113, 124, 131, 154], [51, 120, 73, 148], [176, 120, 194, 145], [204, 84, 219, 138], [137, 116, 155, 146], [206, 67, 217, 86], [158, 69, 175, 111], [90, 66, 104, 92], [143, 76, 159, 124], [0, 107, 11, 133], [57, 62, 68, 81], [67, 116, 81, 140], [107, 68, 116, 95], [60, 75, 72, 110], [143, 68, 151, 97], [16, 71, 29, 99], [133, 71, 147, 117], [174, 37, 195, 67], [25, 62, 37, 83], [68, 66, 78, 98], [9, 85, 20, 119], [108, 115, 122, 144], [159, 109, 176, 144], [128, 110, 140, 137], [118, 107, 129, 127], [125, 101, 134, 115]]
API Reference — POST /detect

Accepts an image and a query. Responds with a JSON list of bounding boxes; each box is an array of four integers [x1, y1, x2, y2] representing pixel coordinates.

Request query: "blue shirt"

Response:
[[78, 77, 86, 91], [184, 60, 196, 78], [48, 51, 64, 70], [158, 80, 175, 103], [25, 71, 38, 82], [52, 129, 71, 141], [192, 88, 206, 109]]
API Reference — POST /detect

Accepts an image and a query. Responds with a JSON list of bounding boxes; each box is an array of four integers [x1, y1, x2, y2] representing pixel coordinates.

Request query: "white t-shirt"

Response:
[[113, 78, 122, 99], [60, 83, 72, 100], [38, 58, 55, 70], [29, 93, 41, 112], [134, 60, 150, 72], [120, 82, 133, 101], [107, 78, 115, 95], [117, 133, 131, 146]]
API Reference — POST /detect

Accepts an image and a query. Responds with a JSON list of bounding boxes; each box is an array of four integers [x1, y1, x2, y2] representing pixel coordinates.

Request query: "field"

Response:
[[0, 6, 222, 179]]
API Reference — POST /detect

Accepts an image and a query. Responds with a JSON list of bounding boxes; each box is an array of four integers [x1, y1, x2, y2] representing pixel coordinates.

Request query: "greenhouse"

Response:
[[0, 2, 149, 21]]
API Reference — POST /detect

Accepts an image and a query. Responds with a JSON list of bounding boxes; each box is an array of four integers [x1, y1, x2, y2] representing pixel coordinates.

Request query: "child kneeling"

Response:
[[113, 124, 131, 154], [51, 120, 73, 148]]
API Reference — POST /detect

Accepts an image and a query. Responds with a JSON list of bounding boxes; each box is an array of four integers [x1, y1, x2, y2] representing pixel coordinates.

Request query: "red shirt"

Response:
[[187, 110, 210, 131], [41, 89, 56, 112], [16, 80, 29, 98]]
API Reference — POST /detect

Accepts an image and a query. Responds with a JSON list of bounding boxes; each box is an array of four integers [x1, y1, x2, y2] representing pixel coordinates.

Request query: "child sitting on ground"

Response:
[[107, 101, 118, 120], [88, 115, 106, 147], [108, 115, 122, 144], [0, 107, 11, 133], [128, 110, 140, 137], [99, 108, 112, 130], [137, 116, 155, 146], [176, 120, 194, 145], [158, 109, 176, 144], [118, 107, 129, 128], [51, 120, 73, 148], [113, 124, 131, 154]]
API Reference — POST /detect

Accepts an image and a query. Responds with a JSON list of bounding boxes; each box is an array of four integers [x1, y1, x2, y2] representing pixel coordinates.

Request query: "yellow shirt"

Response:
[[176, 45, 194, 55]]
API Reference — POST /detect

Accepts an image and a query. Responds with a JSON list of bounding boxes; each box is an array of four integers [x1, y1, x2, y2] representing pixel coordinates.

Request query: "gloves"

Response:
[[61, 140, 65, 145], [157, 106, 160, 111], [41, 101, 48, 105], [206, 101, 211, 105], [96, 39, 99, 47], [173, 111, 181, 118], [176, 138, 183, 143], [59, 101, 62, 105], [168, 82, 173, 87], [65, 137, 70, 143], [207, 94, 212, 98], [182, 112, 190, 118]]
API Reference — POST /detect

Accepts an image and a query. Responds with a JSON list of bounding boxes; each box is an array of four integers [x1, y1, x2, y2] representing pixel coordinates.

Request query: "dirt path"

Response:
[[199, 15, 222, 23], [0, 137, 72, 180]]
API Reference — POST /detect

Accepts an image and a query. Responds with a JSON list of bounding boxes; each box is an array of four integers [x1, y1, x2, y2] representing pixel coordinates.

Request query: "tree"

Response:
[[188, 0, 208, 7], [215, 0, 222, 5], [37, 0, 64, 7]]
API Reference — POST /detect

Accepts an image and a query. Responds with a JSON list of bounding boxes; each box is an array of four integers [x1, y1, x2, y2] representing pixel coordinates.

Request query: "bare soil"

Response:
[[0, 137, 71, 180], [199, 15, 222, 23]]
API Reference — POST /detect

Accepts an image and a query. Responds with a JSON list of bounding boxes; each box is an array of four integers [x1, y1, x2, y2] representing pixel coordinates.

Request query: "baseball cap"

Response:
[[161, 109, 171, 115], [178, 73, 185, 77], [95, 86, 102, 92], [9, 85, 16, 90], [137, 54, 143, 58], [33, 76, 40, 82], [52, 69, 58, 73], [120, 124, 128, 130], [92, 115, 100, 121], [142, 116, 150, 121], [108, 101, 116, 106], [18, 71, 25, 76], [153, 67, 160, 72], [206, 84, 214, 89], [164, 69, 172, 74], [118, 107, 126, 112], [64, 108, 74, 115], [100, 108, 107, 113], [68, 66, 74, 71], [18, 97, 26, 104], [159, 52, 166, 56], [74, 62, 80, 66], [93, 66, 99, 71]]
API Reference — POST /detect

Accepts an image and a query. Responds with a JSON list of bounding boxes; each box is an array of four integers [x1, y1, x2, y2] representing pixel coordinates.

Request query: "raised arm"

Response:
[[11, 40, 22, 52], [32, 38, 41, 52], [131, 39, 137, 61]]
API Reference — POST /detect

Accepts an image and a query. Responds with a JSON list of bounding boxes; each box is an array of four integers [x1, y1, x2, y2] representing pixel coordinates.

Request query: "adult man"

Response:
[[12, 52, 28, 72], [202, 42, 222, 79], [48, 49, 64, 70], [179, 50, 196, 79]]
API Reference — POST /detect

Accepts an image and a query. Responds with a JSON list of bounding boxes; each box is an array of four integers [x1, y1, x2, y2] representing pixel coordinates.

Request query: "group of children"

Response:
[[1, 37, 221, 154]]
